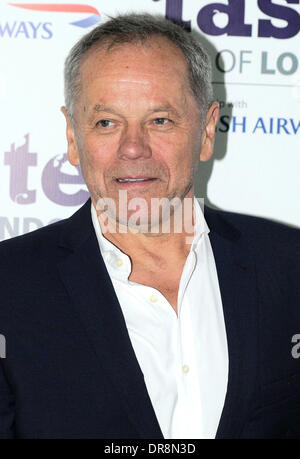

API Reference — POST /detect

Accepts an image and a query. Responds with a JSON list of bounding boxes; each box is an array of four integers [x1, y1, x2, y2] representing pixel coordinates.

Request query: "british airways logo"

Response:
[[0, 3, 101, 39], [8, 2, 101, 28]]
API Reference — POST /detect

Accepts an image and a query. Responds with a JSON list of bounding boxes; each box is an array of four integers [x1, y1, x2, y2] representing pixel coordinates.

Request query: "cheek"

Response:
[[152, 134, 186, 163], [150, 135, 194, 182], [79, 137, 113, 172], [77, 149, 106, 193]]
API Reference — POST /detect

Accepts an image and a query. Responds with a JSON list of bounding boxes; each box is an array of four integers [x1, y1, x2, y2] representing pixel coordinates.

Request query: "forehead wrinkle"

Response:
[[113, 77, 153, 84], [80, 39, 189, 87], [78, 43, 196, 117]]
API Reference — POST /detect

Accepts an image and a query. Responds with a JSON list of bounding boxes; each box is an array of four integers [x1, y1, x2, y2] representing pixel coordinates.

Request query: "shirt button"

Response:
[[182, 365, 189, 374], [149, 295, 158, 303], [116, 258, 123, 267]]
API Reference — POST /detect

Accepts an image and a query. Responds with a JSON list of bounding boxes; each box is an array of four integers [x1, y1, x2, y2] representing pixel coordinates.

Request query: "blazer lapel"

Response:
[[56, 200, 259, 439], [205, 206, 260, 439], [57, 199, 163, 439]]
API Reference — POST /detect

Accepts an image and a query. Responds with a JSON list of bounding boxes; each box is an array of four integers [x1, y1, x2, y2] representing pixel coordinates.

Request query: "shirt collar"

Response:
[[91, 197, 210, 279]]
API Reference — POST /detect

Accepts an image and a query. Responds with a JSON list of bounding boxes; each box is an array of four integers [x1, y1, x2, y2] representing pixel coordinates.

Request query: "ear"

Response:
[[61, 106, 80, 166], [199, 102, 219, 162]]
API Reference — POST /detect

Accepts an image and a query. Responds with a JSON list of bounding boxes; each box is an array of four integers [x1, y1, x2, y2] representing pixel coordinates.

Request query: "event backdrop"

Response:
[[0, 0, 299, 241]]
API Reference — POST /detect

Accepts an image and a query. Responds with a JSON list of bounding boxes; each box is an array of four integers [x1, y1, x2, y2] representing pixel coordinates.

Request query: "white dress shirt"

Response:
[[91, 198, 228, 439]]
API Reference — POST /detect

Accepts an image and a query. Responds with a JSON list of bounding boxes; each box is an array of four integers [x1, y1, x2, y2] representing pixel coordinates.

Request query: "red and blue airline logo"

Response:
[[9, 3, 101, 28]]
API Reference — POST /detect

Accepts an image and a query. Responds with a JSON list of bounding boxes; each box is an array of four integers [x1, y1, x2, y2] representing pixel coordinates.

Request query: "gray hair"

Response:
[[64, 13, 213, 122]]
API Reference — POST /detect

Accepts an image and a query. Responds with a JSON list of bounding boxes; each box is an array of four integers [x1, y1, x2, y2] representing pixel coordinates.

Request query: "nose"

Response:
[[117, 124, 152, 160]]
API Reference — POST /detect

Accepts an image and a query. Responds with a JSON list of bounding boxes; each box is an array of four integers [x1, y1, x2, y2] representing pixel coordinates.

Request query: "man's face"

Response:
[[63, 36, 218, 227]]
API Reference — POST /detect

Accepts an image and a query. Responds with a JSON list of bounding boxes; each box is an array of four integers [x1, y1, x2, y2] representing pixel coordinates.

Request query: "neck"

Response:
[[92, 196, 196, 262]]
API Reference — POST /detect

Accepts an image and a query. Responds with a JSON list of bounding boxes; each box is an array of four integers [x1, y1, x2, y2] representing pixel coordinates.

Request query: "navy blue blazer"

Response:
[[0, 198, 300, 439]]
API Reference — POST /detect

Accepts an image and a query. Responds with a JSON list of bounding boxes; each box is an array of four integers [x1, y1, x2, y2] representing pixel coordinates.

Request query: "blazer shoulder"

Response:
[[0, 218, 66, 259], [205, 205, 300, 260], [0, 199, 92, 260]]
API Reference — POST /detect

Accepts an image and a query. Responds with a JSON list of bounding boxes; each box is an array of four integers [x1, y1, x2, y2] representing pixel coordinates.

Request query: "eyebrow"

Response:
[[86, 104, 118, 125], [151, 105, 182, 118], [91, 104, 118, 114], [89, 103, 182, 118]]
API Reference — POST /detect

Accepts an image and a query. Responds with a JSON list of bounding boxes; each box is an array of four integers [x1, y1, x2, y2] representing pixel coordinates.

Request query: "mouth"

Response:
[[114, 176, 158, 187]]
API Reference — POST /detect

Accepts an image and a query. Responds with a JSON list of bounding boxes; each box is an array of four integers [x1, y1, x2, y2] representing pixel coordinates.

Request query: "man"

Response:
[[0, 14, 300, 439]]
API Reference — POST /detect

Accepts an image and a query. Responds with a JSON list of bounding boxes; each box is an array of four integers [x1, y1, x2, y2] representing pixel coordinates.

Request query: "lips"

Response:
[[116, 177, 155, 183]]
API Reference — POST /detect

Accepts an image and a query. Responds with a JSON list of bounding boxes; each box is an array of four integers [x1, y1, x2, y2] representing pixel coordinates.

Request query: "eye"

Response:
[[153, 117, 171, 125], [97, 119, 114, 128]]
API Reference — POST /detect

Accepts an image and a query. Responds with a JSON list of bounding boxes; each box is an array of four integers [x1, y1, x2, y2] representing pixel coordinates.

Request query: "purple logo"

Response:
[[42, 153, 89, 205], [4, 134, 89, 206], [156, 0, 300, 39]]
